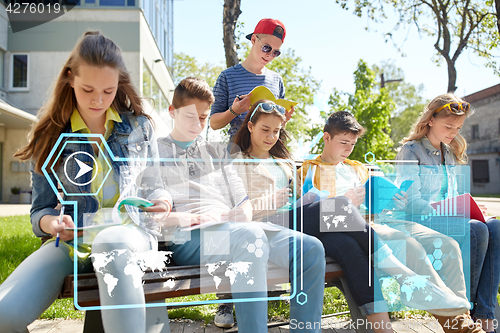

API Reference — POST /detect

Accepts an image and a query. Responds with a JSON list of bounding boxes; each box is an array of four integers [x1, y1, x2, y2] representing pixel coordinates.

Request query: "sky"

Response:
[[173, 0, 499, 117]]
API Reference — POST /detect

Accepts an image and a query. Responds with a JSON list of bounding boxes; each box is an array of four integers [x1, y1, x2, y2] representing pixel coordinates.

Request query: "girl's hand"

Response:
[[344, 187, 365, 207], [273, 187, 292, 208], [393, 191, 408, 210], [44, 214, 76, 241], [232, 94, 251, 115]]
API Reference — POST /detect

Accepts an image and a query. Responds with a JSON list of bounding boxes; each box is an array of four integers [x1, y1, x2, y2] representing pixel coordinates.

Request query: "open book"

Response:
[[66, 196, 154, 231], [430, 193, 494, 222], [364, 176, 413, 214], [248, 86, 298, 111]]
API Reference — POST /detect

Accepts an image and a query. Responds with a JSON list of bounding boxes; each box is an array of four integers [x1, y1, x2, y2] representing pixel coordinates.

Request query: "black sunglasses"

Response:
[[256, 35, 281, 58]]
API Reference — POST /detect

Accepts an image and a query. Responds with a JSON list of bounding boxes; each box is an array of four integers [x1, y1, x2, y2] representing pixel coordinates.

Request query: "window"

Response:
[[472, 160, 489, 183], [0, 50, 4, 88], [11, 53, 28, 89], [471, 124, 479, 140]]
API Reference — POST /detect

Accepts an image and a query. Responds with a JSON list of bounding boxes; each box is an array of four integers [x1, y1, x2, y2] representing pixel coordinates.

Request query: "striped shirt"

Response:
[[211, 64, 285, 136]]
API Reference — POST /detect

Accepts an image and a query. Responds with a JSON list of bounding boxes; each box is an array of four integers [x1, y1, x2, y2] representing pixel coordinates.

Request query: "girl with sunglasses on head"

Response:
[[396, 93, 500, 333], [0, 31, 171, 333], [231, 100, 474, 333]]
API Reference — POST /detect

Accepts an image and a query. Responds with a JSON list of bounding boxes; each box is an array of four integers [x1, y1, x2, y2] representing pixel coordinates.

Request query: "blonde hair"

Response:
[[403, 93, 473, 164], [172, 77, 214, 109], [15, 31, 147, 173]]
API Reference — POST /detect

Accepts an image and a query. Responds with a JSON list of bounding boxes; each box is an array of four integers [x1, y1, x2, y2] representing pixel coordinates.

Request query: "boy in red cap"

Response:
[[210, 18, 293, 139]]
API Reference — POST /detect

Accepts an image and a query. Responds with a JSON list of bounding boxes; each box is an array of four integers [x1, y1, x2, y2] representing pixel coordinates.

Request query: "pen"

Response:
[[55, 206, 65, 247], [236, 195, 249, 207]]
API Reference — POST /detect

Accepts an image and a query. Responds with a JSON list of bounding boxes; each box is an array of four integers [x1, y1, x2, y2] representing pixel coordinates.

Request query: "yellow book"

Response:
[[248, 86, 298, 111]]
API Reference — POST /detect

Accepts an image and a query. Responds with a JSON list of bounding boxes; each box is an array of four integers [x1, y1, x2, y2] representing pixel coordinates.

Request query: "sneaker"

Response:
[[214, 304, 234, 328]]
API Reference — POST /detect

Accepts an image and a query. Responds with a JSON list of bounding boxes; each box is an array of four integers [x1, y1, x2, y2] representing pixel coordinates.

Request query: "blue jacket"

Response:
[[395, 137, 466, 216], [30, 113, 168, 237]]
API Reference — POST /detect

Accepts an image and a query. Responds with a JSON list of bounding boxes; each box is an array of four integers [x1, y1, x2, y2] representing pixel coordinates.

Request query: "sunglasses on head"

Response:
[[255, 35, 281, 58], [250, 102, 286, 122], [434, 102, 470, 114]]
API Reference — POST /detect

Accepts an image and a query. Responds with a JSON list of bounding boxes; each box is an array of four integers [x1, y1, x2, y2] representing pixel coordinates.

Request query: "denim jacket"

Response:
[[30, 113, 169, 237], [395, 137, 464, 216]]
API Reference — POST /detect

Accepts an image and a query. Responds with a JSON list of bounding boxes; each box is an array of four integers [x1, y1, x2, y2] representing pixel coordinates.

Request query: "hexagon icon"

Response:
[[247, 244, 256, 253], [48, 134, 112, 196], [255, 238, 264, 248], [433, 260, 443, 271], [433, 238, 443, 249], [364, 151, 376, 164], [297, 292, 308, 305], [433, 249, 443, 260], [255, 248, 264, 258]]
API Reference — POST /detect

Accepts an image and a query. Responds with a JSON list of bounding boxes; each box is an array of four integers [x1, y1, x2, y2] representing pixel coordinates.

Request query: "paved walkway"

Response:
[[27, 318, 445, 333], [0, 204, 30, 217]]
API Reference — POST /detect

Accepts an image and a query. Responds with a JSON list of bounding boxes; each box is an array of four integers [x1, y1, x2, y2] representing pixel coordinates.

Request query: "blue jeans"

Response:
[[0, 225, 170, 333], [469, 219, 500, 319], [169, 222, 325, 333]]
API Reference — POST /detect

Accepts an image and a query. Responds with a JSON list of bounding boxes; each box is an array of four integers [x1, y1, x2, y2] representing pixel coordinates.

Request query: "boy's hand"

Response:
[[221, 200, 252, 222], [167, 212, 219, 227], [344, 187, 365, 207], [285, 106, 295, 123], [142, 197, 171, 221], [232, 94, 251, 115], [393, 191, 408, 210]]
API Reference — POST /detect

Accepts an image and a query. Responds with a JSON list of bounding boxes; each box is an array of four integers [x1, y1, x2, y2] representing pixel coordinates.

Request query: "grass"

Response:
[[0, 215, 85, 319], [2, 215, 497, 323]]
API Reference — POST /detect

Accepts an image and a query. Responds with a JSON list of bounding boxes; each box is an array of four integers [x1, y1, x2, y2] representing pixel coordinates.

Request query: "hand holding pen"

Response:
[[55, 206, 65, 247]]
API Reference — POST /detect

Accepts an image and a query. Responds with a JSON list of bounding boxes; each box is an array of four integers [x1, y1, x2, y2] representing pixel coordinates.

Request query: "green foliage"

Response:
[[326, 60, 396, 161], [266, 50, 321, 141], [173, 53, 224, 87], [334, 0, 500, 92], [371, 60, 427, 145]]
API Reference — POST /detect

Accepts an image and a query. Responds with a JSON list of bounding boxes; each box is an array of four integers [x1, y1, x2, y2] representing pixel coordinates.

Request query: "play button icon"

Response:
[[75, 158, 93, 180], [64, 151, 98, 186]]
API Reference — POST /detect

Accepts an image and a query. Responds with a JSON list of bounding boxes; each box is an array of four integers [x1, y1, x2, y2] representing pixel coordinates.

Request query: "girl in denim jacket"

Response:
[[0, 32, 171, 333], [397, 93, 500, 333]]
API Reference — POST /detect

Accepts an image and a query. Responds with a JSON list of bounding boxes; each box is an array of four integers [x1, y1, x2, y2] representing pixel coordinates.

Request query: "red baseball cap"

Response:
[[245, 18, 286, 42]]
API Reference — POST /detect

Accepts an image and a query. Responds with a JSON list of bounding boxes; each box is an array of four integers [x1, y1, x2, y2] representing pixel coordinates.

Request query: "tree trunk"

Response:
[[447, 60, 458, 93], [222, 0, 242, 68], [496, 0, 500, 36]]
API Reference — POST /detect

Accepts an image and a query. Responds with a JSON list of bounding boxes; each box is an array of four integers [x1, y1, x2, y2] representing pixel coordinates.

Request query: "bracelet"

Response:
[[229, 106, 239, 117]]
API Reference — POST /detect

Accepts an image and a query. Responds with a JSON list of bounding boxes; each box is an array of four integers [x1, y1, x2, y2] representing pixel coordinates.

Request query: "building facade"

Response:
[[0, 0, 175, 202], [462, 84, 500, 195]]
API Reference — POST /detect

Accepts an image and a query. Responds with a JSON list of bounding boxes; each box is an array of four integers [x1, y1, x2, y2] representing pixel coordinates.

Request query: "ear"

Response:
[[428, 118, 434, 127], [248, 121, 254, 133], [168, 105, 176, 119], [323, 132, 331, 144]]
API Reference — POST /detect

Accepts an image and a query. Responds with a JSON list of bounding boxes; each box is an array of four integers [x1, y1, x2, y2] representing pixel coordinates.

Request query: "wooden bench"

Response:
[[58, 256, 378, 333]]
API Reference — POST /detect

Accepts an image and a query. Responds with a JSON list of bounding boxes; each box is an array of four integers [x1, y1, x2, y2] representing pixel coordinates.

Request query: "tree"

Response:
[[222, 0, 242, 68], [173, 52, 224, 87], [371, 60, 427, 145], [312, 60, 395, 161], [335, 0, 500, 93], [496, 0, 500, 35]]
